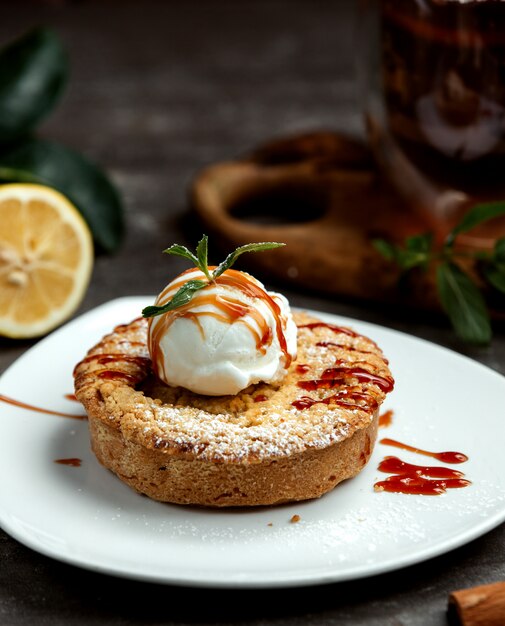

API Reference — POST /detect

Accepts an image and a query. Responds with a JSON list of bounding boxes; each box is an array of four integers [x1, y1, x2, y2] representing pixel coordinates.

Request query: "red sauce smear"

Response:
[[380, 437, 468, 464], [374, 474, 471, 496], [54, 458, 82, 467], [378, 456, 464, 479], [0, 393, 86, 420], [379, 409, 394, 428], [295, 363, 310, 374]]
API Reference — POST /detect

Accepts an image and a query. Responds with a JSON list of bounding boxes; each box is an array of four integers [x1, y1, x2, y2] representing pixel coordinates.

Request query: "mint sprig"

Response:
[[373, 201, 505, 345], [142, 236, 285, 318]]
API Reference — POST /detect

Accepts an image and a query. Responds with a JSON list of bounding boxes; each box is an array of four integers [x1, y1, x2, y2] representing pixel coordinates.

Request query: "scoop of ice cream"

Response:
[[147, 267, 297, 396]]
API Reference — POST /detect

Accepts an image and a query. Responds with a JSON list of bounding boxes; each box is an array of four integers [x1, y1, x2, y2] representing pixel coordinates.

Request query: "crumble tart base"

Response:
[[74, 312, 392, 507]]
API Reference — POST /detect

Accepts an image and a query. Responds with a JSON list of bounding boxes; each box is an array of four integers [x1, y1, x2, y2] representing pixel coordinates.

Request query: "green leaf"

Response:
[[436, 262, 491, 344], [142, 279, 207, 317], [483, 263, 505, 295], [195, 234, 211, 279], [372, 239, 396, 261], [0, 28, 67, 141], [163, 244, 198, 265], [0, 138, 123, 252], [494, 238, 505, 264], [405, 232, 433, 253], [373, 236, 432, 270], [212, 242, 285, 279], [396, 249, 430, 271], [446, 201, 505, 247]]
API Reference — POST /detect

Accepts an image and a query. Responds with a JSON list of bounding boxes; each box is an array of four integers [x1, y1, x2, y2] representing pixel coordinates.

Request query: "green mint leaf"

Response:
[[483, 263, 505, 295], [446, 201, 505, 248], [372, 239, 396, 261], [436, 262, 491, 345], [0, 28, 67, 141], [494, 238, 505, 264], [145, 237, 286, 317], [212, 242, 285, 279], [163, 244, 198, 265], [142, 279, 207, 317], [405, 232, 433, 253], [196, 234, 211, 280]]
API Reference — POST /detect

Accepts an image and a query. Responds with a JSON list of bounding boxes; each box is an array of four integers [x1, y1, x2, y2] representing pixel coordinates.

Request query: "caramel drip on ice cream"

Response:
[[148, 268, 291, 382]]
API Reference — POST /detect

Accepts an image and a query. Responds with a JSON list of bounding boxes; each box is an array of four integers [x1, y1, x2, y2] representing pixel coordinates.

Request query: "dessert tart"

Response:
[[74, 238, 394, 507]]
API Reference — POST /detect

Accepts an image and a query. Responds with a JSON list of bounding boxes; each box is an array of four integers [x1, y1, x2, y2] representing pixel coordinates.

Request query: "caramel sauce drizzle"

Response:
[[298, 322, 359, 338], [149, 268, 292, 381], [293, 321, 390, 412], [73, 351, 151, 393], [378, 409, 394, 428], [0, 393, 86, 420], [321, 367, 394, 393], [295, 363, 310, 374], [292, 386, 377, 412], [379, 438, 468, 464]]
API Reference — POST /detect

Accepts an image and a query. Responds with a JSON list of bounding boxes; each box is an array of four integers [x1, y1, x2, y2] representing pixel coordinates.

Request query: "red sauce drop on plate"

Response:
[[379, 409, 394, 428], [54, 458, 82, 467]]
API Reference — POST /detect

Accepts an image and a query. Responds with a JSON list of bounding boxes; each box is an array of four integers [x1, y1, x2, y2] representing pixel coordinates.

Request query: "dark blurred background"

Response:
[[3, 0, 358, 302]]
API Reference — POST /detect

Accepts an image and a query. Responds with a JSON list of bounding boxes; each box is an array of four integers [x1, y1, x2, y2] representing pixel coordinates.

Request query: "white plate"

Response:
[[0, 297, 504, 588]]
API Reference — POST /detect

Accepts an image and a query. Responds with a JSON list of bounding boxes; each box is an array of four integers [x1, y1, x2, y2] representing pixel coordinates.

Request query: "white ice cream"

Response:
[[148, 268, 297, 396]]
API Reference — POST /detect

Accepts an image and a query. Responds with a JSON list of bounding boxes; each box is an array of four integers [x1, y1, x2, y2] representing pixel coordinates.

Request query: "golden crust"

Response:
[[74, 312, 393, 506]]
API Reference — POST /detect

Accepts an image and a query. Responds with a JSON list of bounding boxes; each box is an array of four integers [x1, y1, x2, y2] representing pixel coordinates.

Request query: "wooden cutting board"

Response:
[[190, 131, 471, 310]]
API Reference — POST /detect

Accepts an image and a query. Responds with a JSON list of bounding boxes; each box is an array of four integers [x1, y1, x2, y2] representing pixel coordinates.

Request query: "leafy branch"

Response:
[[142, 236, 285, 317], [0, 28, 123, 252], [373, 202, 505, 345]]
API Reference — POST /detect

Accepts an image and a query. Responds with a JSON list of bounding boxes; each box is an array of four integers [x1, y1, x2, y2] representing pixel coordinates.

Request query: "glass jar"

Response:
[[359, 0, 505, 247]]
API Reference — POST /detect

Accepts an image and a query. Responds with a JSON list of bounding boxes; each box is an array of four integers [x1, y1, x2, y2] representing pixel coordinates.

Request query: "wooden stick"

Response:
[[448, 581, 505, 626]]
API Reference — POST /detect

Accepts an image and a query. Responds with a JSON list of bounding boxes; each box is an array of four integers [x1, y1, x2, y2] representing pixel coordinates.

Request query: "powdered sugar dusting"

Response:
[[75, 313, 393, 462]]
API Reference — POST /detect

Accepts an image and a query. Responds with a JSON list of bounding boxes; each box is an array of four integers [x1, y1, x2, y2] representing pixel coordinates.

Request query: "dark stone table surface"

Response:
[[0, 2, 504, 624]]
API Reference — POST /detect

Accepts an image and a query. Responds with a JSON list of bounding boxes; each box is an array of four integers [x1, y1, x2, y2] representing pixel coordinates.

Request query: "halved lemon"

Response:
[[0, 183, 93, 338]]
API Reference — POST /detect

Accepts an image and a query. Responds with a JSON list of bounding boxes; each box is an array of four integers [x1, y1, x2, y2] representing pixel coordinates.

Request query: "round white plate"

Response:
[[0, 297, 504, 588]]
